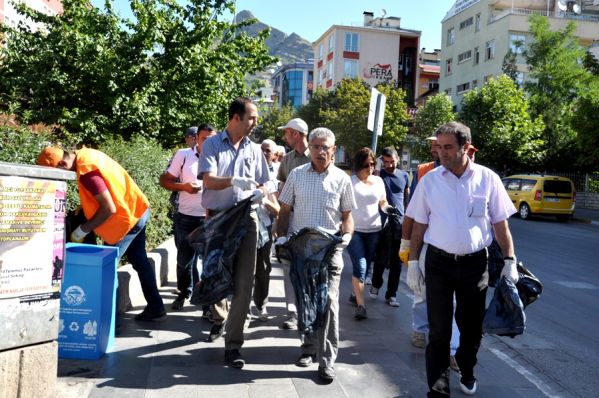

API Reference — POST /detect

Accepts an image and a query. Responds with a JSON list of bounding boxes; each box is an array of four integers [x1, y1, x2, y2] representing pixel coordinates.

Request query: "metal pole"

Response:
[[370, 94, 381, 152]]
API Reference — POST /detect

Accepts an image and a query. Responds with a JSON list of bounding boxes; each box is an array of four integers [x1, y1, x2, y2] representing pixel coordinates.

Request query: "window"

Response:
[[509, 34, 526, 54], [428, 78, 439, 90], [447, 28, 455, 46], [521, 179, 537, 192], [327, 62, 334, 80], [472, 79, 478, 89], [344, 60, 358, 78], [319, 44, 324, 60], [475, 13, 481, 32], [474, 47, 480, 65], [458, 50, 472, 63], [344, 32, 359, 52], [319, 68, 325, 83], [485, 40, 495, 61], [328, 33, 335, 52], [506, 179, 521, 191], [460, 17, 473, 30], [457, 82, 470, 93], [446, 58, 453, 75], [282, 70, 304, 109]]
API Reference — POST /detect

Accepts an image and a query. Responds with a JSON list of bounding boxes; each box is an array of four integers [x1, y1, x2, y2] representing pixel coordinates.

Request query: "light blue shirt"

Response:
[[199, 130, 270, 211]]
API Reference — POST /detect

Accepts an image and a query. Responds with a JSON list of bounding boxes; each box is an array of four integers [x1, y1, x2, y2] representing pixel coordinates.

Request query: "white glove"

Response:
[[338, 233, 352, 249], [71, 225, 88, 243], [274, 236, 288, 246], [501, 258, 519, 284], [231, 176, 258, 191], [250, 188, 264, 204], [399, 239, 410, 264], [407, 260, 424, 296]]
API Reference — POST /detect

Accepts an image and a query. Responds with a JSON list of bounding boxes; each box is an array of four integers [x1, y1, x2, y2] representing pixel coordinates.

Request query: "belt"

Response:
[[428, 245, 486, 262]]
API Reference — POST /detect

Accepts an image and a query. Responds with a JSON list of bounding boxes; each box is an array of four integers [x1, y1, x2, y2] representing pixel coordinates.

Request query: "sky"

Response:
[[93, 0, 457, 52]]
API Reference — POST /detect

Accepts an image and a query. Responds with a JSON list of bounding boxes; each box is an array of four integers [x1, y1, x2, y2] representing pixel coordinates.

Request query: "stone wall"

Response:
[[577, 192, 599, 210]]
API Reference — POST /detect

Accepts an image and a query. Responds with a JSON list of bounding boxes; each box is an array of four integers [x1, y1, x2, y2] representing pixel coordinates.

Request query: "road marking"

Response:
[[488, 347, 563, 398], [554, 281, 598, 289]]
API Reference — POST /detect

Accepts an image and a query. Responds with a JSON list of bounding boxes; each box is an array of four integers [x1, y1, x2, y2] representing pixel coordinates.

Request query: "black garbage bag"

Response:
[[487, 239, 504, 288], [374, 207, 403, 269], [276, 228, 342, 338], [187, 197, 253, 307], [483, 276, 525, 337], [516, 262, 543, 308]]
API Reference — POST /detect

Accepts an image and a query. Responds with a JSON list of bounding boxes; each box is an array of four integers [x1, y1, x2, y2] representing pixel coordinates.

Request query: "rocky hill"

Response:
[[235, 10, 313, 64]]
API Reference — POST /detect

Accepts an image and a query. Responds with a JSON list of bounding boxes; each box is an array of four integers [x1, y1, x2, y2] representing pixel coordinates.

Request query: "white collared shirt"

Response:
[[166, 146, 205, 217], [407, 160, 516, 255]]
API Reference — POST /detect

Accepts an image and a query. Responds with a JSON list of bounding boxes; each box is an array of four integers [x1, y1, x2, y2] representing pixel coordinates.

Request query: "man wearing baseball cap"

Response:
[[275, 117, 310, 330], [184, 126, 198, 149], [37, 146, 165, 321]]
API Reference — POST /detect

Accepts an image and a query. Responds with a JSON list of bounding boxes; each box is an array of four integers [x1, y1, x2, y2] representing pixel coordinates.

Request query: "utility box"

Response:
[[58, 243, 119, 360], [1, 161, 75, 398]]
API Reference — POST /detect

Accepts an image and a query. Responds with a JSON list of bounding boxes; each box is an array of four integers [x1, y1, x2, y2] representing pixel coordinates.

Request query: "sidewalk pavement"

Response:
[[56, 238, 553, 398], [572, 207, 599, 225]]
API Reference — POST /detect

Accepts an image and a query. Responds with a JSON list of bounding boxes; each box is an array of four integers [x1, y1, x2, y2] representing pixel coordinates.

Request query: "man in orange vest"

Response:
[[37, 147, 165, 321]]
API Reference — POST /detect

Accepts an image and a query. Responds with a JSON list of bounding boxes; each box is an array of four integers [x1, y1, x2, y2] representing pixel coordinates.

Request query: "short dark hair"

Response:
[[381, 146, 398, 158], [228, 97, 253, 121], [198, 123, 216, 132], [353, 147, 376, 172], [435, 121, 471, 147]]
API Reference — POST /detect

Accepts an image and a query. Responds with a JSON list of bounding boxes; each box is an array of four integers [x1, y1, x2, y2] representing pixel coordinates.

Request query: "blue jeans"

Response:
[[346, 231, 380, 282], [173, 212, 203, 298], [113, 208, 164, 313]]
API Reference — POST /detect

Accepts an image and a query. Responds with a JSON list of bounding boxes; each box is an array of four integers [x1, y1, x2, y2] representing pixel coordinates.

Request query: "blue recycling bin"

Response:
[[58, 243, 119, 360]]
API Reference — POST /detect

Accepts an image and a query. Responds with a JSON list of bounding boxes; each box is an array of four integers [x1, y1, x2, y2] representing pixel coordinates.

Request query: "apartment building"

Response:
[[271, 61, 314, 109], [440, 0, 599, 107], [1, 0, 62, 30], [312, 11, 421, 105], [417, 48, 441, 105]]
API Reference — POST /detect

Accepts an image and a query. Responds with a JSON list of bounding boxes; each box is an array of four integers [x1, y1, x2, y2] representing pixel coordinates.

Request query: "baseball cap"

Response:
[[185, 126, 198, 136], [37, 147, 64, 167], [277, 118, 308, 135]]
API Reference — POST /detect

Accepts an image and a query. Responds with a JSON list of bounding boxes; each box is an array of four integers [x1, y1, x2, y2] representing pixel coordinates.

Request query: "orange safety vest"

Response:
[[417, 161, 436, 181], [76, 148, 149, 245]]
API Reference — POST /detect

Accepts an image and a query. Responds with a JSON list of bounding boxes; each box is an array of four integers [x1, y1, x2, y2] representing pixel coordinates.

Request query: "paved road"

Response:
[[493, 215, 599, 398]]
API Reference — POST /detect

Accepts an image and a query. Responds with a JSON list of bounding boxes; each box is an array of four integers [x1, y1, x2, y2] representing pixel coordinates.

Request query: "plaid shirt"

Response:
[[279, 162, 356, 234]]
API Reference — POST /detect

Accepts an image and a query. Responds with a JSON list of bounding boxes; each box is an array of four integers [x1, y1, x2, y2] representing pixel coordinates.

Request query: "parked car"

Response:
[[502, 174, 576, 222]]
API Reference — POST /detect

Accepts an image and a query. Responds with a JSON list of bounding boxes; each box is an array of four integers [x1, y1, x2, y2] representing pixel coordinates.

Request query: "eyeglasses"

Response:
[[309, 144, 332, 152], [362, 162, 375, 169]]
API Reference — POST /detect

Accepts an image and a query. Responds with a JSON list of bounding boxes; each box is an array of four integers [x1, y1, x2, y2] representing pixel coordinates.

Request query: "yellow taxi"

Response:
[[502, 174, 576, 222]]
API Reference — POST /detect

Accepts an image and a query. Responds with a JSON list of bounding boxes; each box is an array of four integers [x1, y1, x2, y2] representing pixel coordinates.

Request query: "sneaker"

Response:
[[386, 297, 400, 307], [411, 331, 426, 349], [354, 305, 367, 320], [281, 313, 298, 330], [208, 323, 224, 342], [224, 349, 245, 369], [449, 355, 460, 373], [134, 307, 166, 321], [369, 286, 379, 299], [295, 353, 316, 367], [431, 370, 450, 396], [364, 276, 372, 285], [171, 295, 186, 310], [257, 306, 268, 322], [459, 377, 477, 395], [318, 366, 336, 382], [348, 294, 357, 306]]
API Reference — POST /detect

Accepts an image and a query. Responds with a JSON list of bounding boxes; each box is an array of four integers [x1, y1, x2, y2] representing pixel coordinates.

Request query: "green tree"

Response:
[[502, 48, 519, 84], [571, 78, 599, 170], [459, 75, 545, 173], [0, 0, 276, 147], [412, 93, 455, 162], [253, 104, 295, 144], [523, 14, 591, 169], [296, 87, 335, 134], [375, 83, 410, 152]]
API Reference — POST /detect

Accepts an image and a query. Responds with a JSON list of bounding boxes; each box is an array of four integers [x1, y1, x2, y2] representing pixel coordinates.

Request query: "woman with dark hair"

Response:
[[347, 147, 390, 320]]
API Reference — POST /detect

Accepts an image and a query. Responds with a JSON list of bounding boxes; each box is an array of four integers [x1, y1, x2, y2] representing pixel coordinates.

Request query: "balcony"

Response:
[[489, 7, 599, 24]]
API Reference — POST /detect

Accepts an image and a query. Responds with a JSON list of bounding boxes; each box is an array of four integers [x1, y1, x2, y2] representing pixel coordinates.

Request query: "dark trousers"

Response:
[[372, 236, 402, 299], [425, 246, 488, 396], [254, 226, 272, 309], [173, 212, 204, 298]]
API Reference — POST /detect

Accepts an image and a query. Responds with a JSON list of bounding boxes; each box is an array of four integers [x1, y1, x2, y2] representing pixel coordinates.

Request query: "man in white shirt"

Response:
[[408, 122, 518, 397], [159, 124, 216, 311]]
